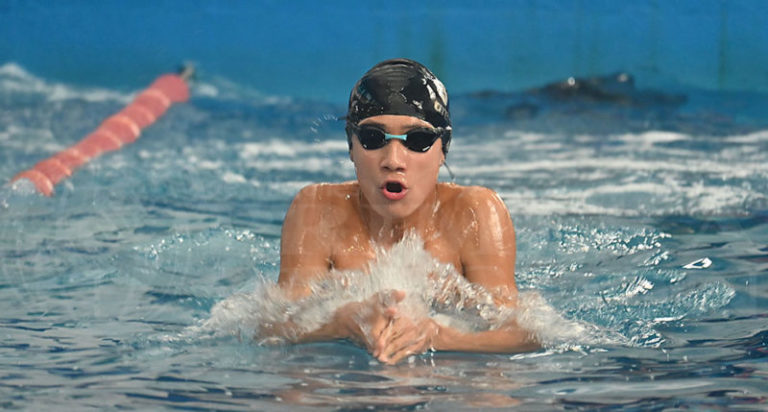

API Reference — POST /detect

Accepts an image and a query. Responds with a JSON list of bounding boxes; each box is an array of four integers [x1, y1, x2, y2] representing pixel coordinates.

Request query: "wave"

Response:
[[0, 62, 132, 103]]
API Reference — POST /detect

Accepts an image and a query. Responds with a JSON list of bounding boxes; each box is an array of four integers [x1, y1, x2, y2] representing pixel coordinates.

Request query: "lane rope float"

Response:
[[10, 66, 194, 196]]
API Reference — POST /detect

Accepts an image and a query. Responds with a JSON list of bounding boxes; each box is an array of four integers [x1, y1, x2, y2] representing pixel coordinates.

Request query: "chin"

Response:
[[376, 202, 419, 221]]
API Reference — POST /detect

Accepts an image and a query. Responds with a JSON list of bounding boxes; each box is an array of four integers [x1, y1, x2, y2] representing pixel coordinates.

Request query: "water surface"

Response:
[[1, 63, 767, 410]]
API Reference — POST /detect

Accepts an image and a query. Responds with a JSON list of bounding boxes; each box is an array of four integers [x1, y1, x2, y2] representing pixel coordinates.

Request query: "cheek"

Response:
[[351, 152, 376, 180], [410, 159, 441, 195], [417, 155, 442, 179]]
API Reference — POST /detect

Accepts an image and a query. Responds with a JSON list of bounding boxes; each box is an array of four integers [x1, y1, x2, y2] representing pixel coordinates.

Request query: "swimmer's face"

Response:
[[350, 114, 444, 220]]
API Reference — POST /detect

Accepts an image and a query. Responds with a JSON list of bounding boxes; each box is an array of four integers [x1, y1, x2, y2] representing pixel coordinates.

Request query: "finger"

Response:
[[369, 313, 395, 352], [384, 305, 398, 317], [379, 339, 420, 365], [379, 326, 423, 363], [379, 316, 409, 346], [373, 318, 395, 357], [384, 330, 432, 365], [375, 314, 412, 358], [364, 298, 395, 336], [371, 293, 403, 354], [352, 317, 382, 352], [380, 318, 438, 363], [380, 289, 407, 307], [382, 347, 416, 365], [390, 312, 423, 337]]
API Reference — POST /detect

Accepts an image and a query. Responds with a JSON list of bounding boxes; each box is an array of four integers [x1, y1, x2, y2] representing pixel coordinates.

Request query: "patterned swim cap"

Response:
[[346, 58, 452, 154]]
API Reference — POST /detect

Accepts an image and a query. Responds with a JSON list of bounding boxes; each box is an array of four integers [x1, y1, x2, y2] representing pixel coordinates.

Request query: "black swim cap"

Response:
[[346, 58, 452, 154]]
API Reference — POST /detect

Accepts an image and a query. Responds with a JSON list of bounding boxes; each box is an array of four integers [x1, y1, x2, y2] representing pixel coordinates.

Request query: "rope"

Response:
[[11, 66, 194, 196]]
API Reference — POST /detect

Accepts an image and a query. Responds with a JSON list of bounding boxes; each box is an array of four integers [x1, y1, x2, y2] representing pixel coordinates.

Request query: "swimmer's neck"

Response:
[[358, 188, 439, 247]]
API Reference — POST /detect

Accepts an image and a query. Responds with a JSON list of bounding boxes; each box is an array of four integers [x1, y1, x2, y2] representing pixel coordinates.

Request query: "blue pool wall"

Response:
[[2, 0, 767, 102]]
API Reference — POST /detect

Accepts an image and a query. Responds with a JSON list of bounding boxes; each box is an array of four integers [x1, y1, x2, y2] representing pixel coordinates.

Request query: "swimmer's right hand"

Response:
[[333, 289, 406, 353]]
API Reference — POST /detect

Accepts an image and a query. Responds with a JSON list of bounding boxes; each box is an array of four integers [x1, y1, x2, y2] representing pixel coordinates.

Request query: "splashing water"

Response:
[[193, 233, 613, 350]]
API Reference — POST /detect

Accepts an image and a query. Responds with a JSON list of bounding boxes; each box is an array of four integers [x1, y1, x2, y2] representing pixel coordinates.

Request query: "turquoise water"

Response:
[[1, 62, 766, 409]]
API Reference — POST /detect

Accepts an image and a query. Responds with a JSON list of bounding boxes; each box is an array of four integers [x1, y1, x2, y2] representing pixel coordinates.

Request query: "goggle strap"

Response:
[[443, 161, 456, 182]]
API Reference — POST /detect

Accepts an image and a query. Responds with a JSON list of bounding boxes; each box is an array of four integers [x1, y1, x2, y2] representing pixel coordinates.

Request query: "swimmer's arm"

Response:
[[270, 185, 342, 341], [272, 185, 395, 346], [447, 186, 539, 352], [459, 186, 518, 291], [259, 307, 348, 343], [277, 184, 332, 299], [261, 290, 406, 351], [374, 308, 537, 364], [430, 321, 539, 354]]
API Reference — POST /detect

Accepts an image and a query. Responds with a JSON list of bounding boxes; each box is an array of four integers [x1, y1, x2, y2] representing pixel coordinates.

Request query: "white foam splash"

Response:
[[0, 62, 131, 103], [452, 156, 768, 179], [220, 171, 247, 184], [190, 76, 293, 104], [192, 233, 611, 351], [683, 257, 712, 270], [452, 127, 768, 216], [723, 129, 768, 143], [240, 139, 348, 158]]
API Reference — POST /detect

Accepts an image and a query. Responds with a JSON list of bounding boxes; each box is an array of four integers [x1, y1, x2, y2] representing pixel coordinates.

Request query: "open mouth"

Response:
[[381, 181, 408, 200], [385, 181, 404, 193]]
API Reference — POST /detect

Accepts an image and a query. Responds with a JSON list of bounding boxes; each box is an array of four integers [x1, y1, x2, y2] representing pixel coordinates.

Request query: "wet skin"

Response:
[[277, 115, 538, 364]]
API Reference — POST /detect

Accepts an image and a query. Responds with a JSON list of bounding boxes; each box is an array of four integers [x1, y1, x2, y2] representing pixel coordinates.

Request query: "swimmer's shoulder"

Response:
[[288, 182, 361, 235], [437, 182, 507, 211], [437, 183, 512, 234], [294, 181, 358, 202], [290, 182, 359, 216]]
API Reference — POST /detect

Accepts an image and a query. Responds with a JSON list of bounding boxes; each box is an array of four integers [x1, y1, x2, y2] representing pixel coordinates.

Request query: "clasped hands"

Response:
[[336, 289, 440, 365]]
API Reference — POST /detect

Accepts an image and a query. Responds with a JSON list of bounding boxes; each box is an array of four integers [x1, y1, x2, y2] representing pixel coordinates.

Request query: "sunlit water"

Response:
[[1, 63, 767, 410]]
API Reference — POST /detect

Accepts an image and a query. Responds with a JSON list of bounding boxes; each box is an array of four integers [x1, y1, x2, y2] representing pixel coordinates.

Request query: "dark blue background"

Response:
[[2, 0, 767, 102]]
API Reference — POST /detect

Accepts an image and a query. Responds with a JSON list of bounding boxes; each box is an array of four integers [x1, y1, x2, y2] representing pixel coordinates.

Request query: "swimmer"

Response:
[[275, 58, 539, 364]]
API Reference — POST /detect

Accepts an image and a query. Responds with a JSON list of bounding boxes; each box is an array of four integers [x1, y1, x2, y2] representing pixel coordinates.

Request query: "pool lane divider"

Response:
[[11, 66, 194, 196]]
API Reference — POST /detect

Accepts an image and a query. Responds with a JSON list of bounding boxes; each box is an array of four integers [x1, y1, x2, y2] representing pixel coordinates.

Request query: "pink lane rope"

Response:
[[11, 67, 193, 196]]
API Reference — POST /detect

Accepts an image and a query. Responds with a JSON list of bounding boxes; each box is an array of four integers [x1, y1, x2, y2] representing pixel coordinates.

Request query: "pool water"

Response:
[[1, 63, 767, 410]]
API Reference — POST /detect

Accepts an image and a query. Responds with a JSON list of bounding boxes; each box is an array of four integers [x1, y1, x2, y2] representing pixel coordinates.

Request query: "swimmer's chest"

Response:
[[323, 189, 465, 273], [329, 233, 463, 274]]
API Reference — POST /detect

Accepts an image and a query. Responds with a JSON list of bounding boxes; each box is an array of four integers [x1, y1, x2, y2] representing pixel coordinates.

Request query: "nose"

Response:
[[380, 140, 408, 172]]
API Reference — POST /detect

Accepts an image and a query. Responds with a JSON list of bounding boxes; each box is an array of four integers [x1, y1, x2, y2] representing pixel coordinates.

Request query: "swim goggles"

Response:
[[346, 123, 450, 153]]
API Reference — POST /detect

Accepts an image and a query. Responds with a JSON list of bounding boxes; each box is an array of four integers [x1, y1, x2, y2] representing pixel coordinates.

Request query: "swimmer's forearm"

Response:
[[261, 313, 348, 344], [262, 302, 358, 344], [258, 318, 346, 345], [432, 323, 540, 354], [291, 322, 345, 343]]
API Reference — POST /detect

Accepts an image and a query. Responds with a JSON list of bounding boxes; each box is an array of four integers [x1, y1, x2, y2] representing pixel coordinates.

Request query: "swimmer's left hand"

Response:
[[373, 312, 440, 365]]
